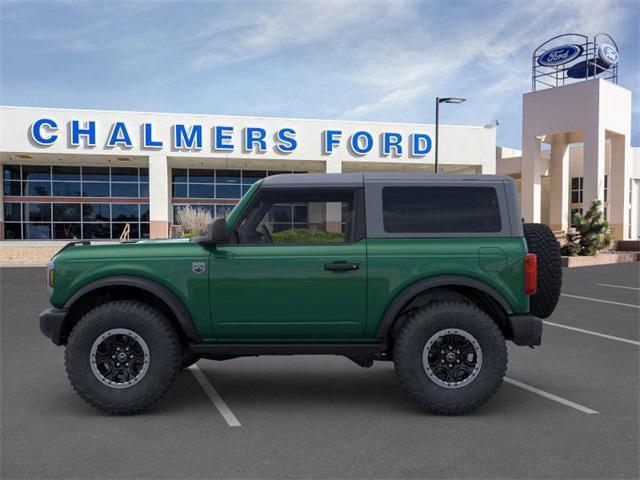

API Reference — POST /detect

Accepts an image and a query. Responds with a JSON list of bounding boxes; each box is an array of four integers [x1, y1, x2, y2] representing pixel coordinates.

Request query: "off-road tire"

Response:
[[394, 301, 507, 414], [523, 223, 562, 318], [65, 300, 181, 415]]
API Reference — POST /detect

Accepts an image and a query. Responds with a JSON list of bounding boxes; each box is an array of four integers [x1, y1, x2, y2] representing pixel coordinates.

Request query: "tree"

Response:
[[560, 199, 613, 256]]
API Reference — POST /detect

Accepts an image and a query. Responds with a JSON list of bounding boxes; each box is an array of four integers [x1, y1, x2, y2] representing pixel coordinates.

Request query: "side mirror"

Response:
[[199, 217, 228, 244]]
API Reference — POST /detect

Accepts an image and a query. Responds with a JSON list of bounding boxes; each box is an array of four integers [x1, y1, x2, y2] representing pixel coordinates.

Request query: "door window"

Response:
[[237, 189, 357, 245]]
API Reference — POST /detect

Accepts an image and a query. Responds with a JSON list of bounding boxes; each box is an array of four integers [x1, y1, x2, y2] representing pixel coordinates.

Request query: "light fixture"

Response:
[[435, 96, 467, 173]]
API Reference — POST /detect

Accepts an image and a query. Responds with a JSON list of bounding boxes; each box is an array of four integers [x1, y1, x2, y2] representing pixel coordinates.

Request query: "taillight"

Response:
[[524, 253, 537, 295]]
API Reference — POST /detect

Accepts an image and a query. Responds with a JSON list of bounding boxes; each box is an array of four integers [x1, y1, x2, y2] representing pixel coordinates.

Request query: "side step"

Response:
[[189, 343, 387, 356]]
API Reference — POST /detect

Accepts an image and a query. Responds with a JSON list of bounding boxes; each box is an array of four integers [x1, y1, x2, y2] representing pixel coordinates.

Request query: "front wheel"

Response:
[[393, 301, 507, 414], [65, 300, 181, 415]]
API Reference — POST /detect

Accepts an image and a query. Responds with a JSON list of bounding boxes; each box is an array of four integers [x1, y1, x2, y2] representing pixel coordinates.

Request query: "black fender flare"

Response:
[[64, 275, 200, 341], [375, 275, 513, 340]]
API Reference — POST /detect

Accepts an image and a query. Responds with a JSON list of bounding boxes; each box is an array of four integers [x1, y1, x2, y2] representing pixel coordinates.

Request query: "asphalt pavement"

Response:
[[1, 263, 638, 479]]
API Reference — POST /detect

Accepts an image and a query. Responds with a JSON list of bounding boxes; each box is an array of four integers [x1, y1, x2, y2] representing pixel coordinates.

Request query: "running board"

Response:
[[189, 343, 387, 356]]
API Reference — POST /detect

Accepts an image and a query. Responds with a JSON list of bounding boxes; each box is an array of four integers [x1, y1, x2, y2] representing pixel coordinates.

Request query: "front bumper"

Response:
[[507, 314, 542, 346], [39, 308, 68, 346]]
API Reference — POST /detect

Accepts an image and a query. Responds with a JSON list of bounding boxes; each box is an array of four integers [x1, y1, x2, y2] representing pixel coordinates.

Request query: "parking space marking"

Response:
[[504, 377, 599, 415], [188, 364, 241, 427], [560, 293, 639, 309], [596, 283, 640, 291], [543, 320, 640, 346]]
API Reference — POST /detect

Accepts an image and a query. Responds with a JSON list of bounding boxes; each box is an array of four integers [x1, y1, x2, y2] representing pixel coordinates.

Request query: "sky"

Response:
[[1, 0, 638, 149]]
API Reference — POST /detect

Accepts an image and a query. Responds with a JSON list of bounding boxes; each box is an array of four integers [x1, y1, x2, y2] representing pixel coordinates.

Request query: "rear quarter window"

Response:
[[382, 186, 502, 233]]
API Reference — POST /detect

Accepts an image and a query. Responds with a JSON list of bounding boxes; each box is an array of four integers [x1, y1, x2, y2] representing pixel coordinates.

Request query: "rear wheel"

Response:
[[523, 223, 562, 318], [65, 300, 181, 415], [394, 301, 507, 414]]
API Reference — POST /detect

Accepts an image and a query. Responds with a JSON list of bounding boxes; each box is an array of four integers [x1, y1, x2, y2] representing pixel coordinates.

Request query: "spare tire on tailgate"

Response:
[[523, 223, 562, 318]]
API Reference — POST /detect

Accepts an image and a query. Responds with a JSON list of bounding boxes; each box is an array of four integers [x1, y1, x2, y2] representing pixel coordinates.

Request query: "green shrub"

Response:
[[562, 199, 613, 256], [271, 228, 345, 244]]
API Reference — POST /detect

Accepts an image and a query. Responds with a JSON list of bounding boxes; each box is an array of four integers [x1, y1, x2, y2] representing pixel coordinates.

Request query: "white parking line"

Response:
[[504, 377, 599, 415], [561, 293, 640, 309], [596, 283, 640, 291], [543, 320, 640, 346], [188, 364, 241, 427]]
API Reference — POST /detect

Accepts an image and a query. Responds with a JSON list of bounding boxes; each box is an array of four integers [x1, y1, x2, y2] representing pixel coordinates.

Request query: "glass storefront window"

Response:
[[82, 182, 110, 197], [111, 183, 139, 197], [53, 203, 81, 222], [52, 166, 80, 181], [52, 182, 81, 197], [83, 203, 111, 221]]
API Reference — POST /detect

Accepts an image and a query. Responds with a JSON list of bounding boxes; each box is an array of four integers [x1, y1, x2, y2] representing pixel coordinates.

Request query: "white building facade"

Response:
[[0, 106, 496, 241]]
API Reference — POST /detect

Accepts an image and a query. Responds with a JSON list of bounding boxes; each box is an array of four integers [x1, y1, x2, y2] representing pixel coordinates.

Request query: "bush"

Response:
[[175, 206, 213, 236], [562, 199, 613, 256], [271, 228, 345, 244]]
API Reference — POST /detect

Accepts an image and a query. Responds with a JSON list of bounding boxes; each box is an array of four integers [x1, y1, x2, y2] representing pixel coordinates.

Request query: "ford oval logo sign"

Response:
[[598, 44, 618, 66], [538, 44, 583, 67]]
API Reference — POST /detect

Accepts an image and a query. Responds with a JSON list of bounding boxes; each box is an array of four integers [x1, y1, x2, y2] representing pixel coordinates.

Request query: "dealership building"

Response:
[[0, 107, 496, 241], [0, 34, 638, 244]]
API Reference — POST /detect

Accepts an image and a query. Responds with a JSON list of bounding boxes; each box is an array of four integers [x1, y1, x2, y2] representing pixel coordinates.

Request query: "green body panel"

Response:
[[208, 240, 367, 341], [364, 237, 528, 338], [50, 239, 215, 338]]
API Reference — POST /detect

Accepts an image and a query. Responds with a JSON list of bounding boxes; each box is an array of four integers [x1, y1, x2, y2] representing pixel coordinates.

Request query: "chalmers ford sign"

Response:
[[29, 118, 434, 157]]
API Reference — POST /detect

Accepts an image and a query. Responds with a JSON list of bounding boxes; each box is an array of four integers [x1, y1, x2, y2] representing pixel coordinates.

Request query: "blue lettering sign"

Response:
[[244, 127, 267, 152], [323, 130, 342, 154], [275, 128, 297, 153], [71, 120, 96, 147], [107, 122, 132, 148], [214, 126, 234, 151], [382, 132, 403, 156], [350, 131, 373, 155], [411, 133, 432, 156], [173, 124, 202, 150], [30, 118, 58, 145], [143, 123, 163, 148]]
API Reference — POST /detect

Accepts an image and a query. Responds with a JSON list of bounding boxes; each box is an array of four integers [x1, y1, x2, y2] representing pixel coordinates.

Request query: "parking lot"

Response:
[[1, 263, 638, 479]]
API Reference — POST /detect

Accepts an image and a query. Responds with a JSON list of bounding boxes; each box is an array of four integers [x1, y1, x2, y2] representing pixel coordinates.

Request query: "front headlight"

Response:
[[46, 261, 55, 296]]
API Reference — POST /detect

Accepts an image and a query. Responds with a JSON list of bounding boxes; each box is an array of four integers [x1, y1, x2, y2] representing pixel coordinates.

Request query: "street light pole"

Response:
[[435, 97, 440, 174], [434, 96, 467, 174]]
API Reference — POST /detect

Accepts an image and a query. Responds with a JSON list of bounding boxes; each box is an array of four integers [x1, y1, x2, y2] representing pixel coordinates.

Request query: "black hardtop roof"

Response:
[[261, 172, 513, 188]]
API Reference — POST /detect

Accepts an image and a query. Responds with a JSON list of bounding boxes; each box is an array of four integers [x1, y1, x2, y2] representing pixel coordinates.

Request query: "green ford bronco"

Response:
[[40, 173, 562, 415]]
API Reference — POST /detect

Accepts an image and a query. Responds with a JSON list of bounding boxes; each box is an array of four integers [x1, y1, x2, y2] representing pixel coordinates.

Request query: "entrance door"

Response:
[[209, 187, 367, 341]]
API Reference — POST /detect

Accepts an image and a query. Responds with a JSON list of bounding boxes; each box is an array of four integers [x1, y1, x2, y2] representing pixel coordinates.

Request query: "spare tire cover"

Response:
[[523, 223, 562, 318]]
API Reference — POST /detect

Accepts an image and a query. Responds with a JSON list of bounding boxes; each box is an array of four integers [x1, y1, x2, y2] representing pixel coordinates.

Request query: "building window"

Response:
[[170, 169, 305, 224], [2, 164, 149, 240], [2, 165, 149, 199], [570, 177, 583, 203]]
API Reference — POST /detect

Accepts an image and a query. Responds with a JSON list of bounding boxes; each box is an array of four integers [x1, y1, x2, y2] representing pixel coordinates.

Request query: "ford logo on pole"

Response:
[[537, 44, 583, 67], [598, 44, 618, 66]]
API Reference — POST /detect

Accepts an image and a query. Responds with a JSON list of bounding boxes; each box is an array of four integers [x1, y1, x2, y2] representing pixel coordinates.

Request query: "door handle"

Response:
[[324, 262, 360, 272]]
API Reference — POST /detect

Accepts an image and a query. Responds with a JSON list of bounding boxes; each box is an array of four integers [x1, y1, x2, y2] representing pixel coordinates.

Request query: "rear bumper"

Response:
[[507, 314, 542, 346], [39, 308, 68, 346]]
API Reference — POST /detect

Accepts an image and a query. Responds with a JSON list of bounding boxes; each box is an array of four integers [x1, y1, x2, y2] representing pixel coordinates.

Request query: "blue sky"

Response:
[[1, 0, 638, 148]]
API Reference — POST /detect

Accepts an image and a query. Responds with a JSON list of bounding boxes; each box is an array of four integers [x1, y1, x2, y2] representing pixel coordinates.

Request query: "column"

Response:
[[521, 135, 543, 222], [148, 153, 170, 239], [549, 134, 570, 232], [609, 134, 631, 240], [582, 126, 606, 212], [324, 159, 342, 232]]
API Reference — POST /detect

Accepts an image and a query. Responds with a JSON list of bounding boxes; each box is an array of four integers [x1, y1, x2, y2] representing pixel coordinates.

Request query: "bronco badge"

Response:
[[192, 262, 205, 274]]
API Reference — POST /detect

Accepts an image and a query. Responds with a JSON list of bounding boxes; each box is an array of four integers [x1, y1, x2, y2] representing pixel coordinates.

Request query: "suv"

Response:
[[40, 173, 561, 415]]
